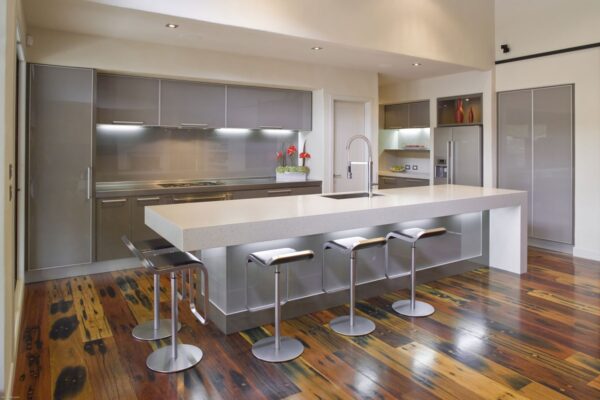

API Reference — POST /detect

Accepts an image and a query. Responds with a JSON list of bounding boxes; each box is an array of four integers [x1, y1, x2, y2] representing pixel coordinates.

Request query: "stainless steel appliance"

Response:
[[434, 126, 482, 186]]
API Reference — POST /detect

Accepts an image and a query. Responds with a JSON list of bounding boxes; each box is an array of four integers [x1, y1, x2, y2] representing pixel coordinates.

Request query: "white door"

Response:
[[333, 100, 367, 192]]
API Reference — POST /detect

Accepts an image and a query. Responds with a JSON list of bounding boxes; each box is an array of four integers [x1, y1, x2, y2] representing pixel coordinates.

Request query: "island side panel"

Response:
[[489, 200, 528, 274]]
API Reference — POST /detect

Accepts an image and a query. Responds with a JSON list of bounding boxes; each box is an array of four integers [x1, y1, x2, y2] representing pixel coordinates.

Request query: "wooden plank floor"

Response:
[[13, 247, 600, 399]]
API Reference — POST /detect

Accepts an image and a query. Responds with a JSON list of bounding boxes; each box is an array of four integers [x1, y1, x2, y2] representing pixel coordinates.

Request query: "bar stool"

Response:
[[385, 227, 446, 317], [122, 236, 179, 341], [323, 236, 386, 336], [247, 248, 314, 363], [122, 236, 209, 373]]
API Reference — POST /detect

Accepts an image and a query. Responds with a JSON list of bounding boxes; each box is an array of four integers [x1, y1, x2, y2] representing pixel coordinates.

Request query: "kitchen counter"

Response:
[[146, 184, 527, 333], [95, 177, 322, 198], [378, 170, 430, 179]]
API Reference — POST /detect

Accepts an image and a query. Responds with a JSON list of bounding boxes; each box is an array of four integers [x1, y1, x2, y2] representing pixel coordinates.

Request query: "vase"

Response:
[[455, 99, 464, 123], [468, 107, 474, 124], [276, 171, 308, 182]]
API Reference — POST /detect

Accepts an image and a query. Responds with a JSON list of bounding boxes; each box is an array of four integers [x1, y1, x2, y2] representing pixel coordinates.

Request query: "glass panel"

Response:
[[95, 126, 298, 182]]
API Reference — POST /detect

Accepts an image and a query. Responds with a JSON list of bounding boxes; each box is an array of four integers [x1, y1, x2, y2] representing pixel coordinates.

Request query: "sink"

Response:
[[321, 192, 383, 200]]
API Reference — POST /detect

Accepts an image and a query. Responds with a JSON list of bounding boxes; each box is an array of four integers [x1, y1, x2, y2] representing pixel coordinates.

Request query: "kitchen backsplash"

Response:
[[96, 125, 298, 182]]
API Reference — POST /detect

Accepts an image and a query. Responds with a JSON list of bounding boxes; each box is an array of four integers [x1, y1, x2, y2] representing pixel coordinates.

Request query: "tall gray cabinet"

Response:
[[498, 85, 573, 244], [28, 65, 95, 270]]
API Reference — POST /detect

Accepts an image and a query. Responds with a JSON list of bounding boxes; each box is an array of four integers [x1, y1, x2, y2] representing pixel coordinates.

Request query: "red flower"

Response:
[[299, 152, 311, 159], [287, 145, 297, 156], [276, 151, 283, 160]]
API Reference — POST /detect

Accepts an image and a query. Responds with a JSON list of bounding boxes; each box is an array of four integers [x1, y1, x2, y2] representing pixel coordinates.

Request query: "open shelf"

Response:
[[437, 93, 482, 126]]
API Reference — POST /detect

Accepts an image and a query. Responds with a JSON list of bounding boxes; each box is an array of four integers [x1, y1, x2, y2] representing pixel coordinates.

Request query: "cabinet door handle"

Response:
[[259, 125, 284, 129], [404, 179, 426, 183], [137, 197, 160, 202], [267, 189, 293, 195], [86, 166, 92, 200], [112, 120, 144, 125], [173, 194, 230, 202], [101, 198, 127, 205], [180, 123, 209, 127], [383, 178, 395, 183]]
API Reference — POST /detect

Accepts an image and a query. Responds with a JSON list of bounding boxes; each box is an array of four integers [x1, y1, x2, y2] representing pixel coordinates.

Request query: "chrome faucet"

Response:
[[346, 135, 374, 197]]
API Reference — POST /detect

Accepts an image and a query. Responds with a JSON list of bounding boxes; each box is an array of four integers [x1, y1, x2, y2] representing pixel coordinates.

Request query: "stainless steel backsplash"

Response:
[[95, 125, 298, 182]]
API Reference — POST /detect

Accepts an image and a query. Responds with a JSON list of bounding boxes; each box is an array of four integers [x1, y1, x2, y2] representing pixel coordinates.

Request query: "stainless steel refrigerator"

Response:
[[433, 125, 482, 186]]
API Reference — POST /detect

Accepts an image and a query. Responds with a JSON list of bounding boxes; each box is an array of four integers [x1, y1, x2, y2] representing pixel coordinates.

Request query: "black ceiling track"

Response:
[[495, 42, 600, 64]]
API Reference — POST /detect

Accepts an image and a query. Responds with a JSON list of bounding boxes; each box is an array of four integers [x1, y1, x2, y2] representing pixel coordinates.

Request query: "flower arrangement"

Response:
[[275, 142, 311, 181]]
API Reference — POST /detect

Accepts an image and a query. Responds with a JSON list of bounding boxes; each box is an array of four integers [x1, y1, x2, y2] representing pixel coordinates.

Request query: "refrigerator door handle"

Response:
[[446, 141, 451, 184], [450, 140, 456, 184]]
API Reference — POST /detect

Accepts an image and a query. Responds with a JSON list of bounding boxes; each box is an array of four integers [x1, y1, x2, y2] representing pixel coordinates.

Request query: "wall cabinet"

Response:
[[227, 86, 312, 131], [498, 85, 573, 245], [160, 79, 226, 128], [28, 64, 94, 270], [378, 176, 429, 189], [96, 74, 160, 125], [383, 100, 430, 129]]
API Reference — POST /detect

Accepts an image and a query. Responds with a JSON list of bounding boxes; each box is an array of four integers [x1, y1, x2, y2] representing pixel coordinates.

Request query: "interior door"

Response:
[[532, 85, 573, 244], [28, 65, 94, 269], [333, 100, 367, 192], [451, 126, 482, 186], [498, 89, 533, 235]]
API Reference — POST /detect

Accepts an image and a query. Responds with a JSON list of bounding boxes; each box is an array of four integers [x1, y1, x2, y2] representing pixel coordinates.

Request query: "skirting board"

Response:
[[207, 259, 482, 334], [573, 247, 600, 262], [26, 257, 140, 283]]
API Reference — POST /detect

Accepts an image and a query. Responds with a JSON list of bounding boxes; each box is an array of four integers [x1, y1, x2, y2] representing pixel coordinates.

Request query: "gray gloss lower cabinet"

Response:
[[96, 198, 131, 261], [28, 65, 94, 270], [226, 86, 312, 131], [378, 176, 429, 189], [230, 185, 321, 199], [131, 196, 164, 243]]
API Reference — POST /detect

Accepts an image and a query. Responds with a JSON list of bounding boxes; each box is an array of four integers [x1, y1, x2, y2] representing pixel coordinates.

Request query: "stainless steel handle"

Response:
[[137, 196, 160, 202], [446, 141, 451, 184], [259, 125, 284, 129], [450, 140, 456, 184], [267, 189, 293, 195], [86, 166, 92, 200], [383, 178, 395, 183], [172, 194, 229, 202], [112, 120, 144, 125], [180, 123, 209, 127], [101, 198, 127, 205], [404, 178, 426, 183]]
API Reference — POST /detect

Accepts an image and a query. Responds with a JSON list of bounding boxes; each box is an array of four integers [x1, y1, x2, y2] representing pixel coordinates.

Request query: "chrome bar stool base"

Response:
[[392, 299, 435, 318], [146, 344, 203, 373], [252, 336, 304, 363], [330, 315, 375, 336], [132, 319, 181, 341]]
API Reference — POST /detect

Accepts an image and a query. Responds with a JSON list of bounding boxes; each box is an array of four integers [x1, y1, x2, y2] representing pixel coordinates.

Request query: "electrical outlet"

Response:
[[404, 164, 411, 170], [412, 165, 418, 170]]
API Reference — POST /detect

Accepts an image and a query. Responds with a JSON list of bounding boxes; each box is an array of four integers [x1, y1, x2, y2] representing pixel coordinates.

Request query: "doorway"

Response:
[[332, 99, 371, 193]]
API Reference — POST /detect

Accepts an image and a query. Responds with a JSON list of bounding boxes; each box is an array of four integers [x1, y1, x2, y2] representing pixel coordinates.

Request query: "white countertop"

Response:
[[378, 170, 430, 179], [146, 185, 527, 252]]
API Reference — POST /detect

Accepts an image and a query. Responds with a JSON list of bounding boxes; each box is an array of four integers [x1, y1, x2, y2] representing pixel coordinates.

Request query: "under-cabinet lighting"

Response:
[[96, 124, 144, 134], [214, 128, 252, 135], [261, 129, 295, 135]]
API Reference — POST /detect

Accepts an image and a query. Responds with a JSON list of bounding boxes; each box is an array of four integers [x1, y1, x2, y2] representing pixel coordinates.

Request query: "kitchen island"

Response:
[[146, 184, 527, 333]]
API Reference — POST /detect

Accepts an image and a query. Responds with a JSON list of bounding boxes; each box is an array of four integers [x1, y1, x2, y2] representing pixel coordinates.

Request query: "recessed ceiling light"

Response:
[[165, 23, 178, 29], [311, 46, 323, 51], [412, 62, 422, 66]]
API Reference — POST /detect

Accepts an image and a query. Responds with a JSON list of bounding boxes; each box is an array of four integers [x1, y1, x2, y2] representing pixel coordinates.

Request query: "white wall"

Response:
[[93, 0, 495, 70], [379, 70, 496, 187], [495, 0, 600, 60], [496, 49, 600, 261], [26, 27, 379, 193]]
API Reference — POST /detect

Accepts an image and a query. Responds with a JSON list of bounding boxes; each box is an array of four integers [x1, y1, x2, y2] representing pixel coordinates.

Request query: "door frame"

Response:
[[326, 95, 374, 193]]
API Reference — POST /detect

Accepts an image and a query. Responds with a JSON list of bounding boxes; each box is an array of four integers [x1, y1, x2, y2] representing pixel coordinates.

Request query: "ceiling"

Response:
[[23, 0, 472, 85]]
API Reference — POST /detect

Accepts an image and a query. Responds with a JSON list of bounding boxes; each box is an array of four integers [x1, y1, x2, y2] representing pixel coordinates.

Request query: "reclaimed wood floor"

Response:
[[13, 247, 600, 400]]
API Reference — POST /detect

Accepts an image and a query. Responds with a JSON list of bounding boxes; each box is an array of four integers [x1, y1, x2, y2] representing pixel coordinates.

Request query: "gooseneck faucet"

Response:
[[346, 135, 374, 197]]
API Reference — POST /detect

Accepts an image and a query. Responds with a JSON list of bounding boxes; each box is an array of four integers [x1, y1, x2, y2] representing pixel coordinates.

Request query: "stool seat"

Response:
[[145, 251, 203, 271], [387, 227, 446, 243], [326, 236, 387, 252], [248, 248, 314, 266]]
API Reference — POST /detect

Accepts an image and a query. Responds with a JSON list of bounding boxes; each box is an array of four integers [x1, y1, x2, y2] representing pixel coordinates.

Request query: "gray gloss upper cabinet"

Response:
[[227, 86, 312, 131], [160, 80, 226, 128], [384, 103, 409, 129], [28, 64, 94, 270], [96, 74, 159, 125], [409, 101, 430, 127]]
